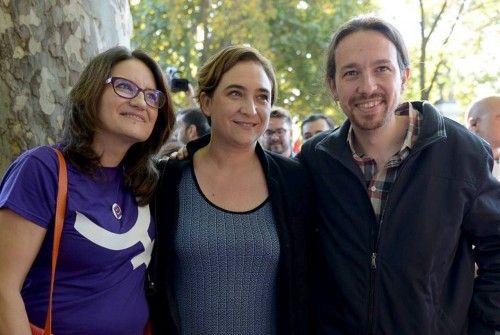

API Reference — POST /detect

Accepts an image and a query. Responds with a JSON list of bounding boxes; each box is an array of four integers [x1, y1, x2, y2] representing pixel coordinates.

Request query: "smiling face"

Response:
[[329, 30, 409, 132], [262, 117, 293, 156], [94, 58, 159, 150], [199, 60, 272, 148]]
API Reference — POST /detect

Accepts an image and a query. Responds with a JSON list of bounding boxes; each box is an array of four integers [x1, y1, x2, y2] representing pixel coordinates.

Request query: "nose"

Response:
[[357, 73, 377, 95], [241, 98, 257, 115], [129, 91, 148, 108], [270, 131, 280, 140]]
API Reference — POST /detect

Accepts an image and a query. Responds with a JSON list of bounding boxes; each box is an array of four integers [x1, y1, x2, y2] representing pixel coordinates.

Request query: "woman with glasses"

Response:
[[149, 45, 312, 334], [0, 46, 174, 334]]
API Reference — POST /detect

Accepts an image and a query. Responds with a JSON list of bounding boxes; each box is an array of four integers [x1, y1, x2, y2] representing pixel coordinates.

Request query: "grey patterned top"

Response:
[[173, 165, 280, 335]]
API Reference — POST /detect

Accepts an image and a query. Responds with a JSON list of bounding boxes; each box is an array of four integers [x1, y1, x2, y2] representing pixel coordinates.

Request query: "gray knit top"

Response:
[[173, 165, 280, 335]]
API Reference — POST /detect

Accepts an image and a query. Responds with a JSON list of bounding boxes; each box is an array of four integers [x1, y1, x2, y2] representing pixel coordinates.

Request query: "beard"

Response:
[[346, 93, 395, 131], [350, 109, 393, 131], [269, 141, 288, 154]]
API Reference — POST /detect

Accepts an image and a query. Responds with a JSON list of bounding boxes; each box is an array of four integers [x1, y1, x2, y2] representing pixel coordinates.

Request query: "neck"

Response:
[[493, 147, 500, 161], [195, 138, 258, 170], [283, 146, 292, 158], [352, 114, 408, 167], [92, 136, 131, 167]]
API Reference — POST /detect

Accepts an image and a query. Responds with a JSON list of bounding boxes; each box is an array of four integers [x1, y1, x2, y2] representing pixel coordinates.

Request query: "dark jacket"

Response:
[[298, 101, 500, 335], [149, 135, 313, 334]]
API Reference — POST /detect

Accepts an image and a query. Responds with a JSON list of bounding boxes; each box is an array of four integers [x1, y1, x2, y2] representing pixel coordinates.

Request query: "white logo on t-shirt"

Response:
[[74, 205, 153, 269]]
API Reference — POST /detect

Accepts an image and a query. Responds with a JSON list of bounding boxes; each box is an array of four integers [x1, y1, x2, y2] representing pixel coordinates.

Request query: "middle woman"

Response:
[[150, 45, 312, 335]]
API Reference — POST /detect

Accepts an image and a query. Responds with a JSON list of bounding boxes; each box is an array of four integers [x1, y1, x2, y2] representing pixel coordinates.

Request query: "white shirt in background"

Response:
[[493, 159, 500, 181]]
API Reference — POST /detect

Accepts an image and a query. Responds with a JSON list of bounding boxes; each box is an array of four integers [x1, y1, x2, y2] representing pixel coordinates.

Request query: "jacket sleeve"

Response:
[[464, 151, 500, 334]]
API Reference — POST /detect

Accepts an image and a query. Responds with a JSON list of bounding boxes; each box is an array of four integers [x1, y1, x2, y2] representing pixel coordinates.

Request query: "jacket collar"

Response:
[[316, 101, 447, 158]]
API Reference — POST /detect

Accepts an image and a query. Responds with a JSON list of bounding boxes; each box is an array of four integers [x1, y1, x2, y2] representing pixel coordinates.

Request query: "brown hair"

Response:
[[325, 15, 410, 81], [270, 106, 292, 126], [197, 45, 277, 106], [61, 46, 175, 205]]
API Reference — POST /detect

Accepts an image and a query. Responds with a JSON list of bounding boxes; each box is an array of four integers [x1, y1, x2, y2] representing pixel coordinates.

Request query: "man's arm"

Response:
[[464, 152, 500, 334]]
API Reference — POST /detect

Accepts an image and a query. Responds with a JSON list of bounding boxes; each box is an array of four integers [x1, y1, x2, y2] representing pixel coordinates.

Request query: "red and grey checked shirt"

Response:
[[347, 102, 421, 222]]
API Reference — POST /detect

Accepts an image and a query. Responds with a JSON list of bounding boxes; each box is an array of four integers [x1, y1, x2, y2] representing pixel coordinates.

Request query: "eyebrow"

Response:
[[339, 59, 393, 71], [223, 84, 271, 95]]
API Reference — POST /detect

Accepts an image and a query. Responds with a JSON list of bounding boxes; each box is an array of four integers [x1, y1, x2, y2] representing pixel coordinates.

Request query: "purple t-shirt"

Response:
[[0, 146, 155, 335]]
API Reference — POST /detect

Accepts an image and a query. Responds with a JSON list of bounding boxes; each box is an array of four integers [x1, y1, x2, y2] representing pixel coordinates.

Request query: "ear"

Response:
[[186, 124, 198, 141], [401, 67, 410, 91], [467, 117, 478, 131], [327, 78, 338, 101], [199, 92, 212, 118]]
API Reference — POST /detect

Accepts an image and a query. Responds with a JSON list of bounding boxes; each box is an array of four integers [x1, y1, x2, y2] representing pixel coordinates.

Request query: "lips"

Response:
[[353, 96, 384, 111], [120, 111, 146, 122], [234, 120, 257, 128], [357, 100, 381, 108]]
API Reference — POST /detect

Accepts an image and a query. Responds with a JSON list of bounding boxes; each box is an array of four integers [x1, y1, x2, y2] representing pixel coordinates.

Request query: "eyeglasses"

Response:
[[105, 76, 166, 109], [264, 128, 288, 137]]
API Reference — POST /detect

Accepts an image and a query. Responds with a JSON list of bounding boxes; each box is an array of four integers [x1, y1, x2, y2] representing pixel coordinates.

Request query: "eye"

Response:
[[343, 70, 358, 78], [114, 79, 136, 95], [228, 90, 242, 97], [145, 90, 159, 102], [277, 129, 287, 135], [257, 94, 270, 103], [376, 66, 390, 73]]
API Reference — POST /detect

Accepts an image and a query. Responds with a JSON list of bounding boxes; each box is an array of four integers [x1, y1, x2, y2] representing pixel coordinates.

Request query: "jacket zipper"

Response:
[[366, 140, 440, 334], [315, 112, 446, 335]]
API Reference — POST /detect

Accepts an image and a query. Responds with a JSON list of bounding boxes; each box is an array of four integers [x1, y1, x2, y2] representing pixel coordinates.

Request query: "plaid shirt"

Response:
[[347, 102, 421, 222]]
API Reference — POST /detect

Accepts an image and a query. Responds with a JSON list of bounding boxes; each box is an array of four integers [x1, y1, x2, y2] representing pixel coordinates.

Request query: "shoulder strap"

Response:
[[43, 148, 68, 335]]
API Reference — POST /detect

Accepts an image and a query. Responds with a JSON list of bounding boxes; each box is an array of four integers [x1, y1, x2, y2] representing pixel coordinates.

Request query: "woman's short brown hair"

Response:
[[196, 45, 277, 106]]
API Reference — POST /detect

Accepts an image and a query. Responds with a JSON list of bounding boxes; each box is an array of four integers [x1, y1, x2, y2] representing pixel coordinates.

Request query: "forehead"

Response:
[[111, 58, 156, 88], [303, 119, 329, 131], [487, 99, 500, 114], [268, 117, 290, 129], [217, 60, 272, 92], [335, 30, 399, 69]]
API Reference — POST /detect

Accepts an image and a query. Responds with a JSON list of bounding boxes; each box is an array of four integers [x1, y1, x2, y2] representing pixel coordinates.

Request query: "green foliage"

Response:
[[407, 0, 500, 111], [130, 0, 375, 124]]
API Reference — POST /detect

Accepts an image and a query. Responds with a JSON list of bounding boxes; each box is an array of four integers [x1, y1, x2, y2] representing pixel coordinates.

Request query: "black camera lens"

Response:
[[170, 78, 190, 93]]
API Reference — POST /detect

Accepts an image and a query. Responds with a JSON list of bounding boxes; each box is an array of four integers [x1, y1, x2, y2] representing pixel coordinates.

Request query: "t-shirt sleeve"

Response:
[[0, 146, 59, 228]]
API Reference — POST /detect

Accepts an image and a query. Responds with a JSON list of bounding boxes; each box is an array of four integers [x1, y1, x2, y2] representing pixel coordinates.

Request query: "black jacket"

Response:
[[298, 101, 500, 335], [149, 135, 313, 334]]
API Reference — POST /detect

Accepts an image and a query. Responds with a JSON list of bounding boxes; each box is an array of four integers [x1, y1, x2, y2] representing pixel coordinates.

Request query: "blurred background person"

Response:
[[156, 138, 184, 161], [173, 107, 210, 145], [468, 96, 500, 180], [301, 113, 335, 141], [261, 106, 294, 158]]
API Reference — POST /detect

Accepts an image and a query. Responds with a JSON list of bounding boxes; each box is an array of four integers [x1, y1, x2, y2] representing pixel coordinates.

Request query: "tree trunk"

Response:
[[0, 0, 132, 174]]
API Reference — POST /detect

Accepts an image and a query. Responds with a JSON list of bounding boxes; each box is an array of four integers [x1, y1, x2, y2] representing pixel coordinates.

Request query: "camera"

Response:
[[166, 66, 190, 93]]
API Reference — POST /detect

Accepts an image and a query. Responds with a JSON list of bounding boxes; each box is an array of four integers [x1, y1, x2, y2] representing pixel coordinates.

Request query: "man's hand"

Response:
[[169, 146, 188, 160]]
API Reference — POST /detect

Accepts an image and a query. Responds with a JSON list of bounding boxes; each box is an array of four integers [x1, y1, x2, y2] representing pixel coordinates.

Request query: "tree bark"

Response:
[[0, 0, 132, 174]]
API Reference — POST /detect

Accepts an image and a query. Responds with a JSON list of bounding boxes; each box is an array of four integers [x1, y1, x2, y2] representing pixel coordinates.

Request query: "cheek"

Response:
[[150, 110, 159, 124], [260, 107, 271, 122], [336, 84, 354, 101], [98, 91, 123, 119]]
